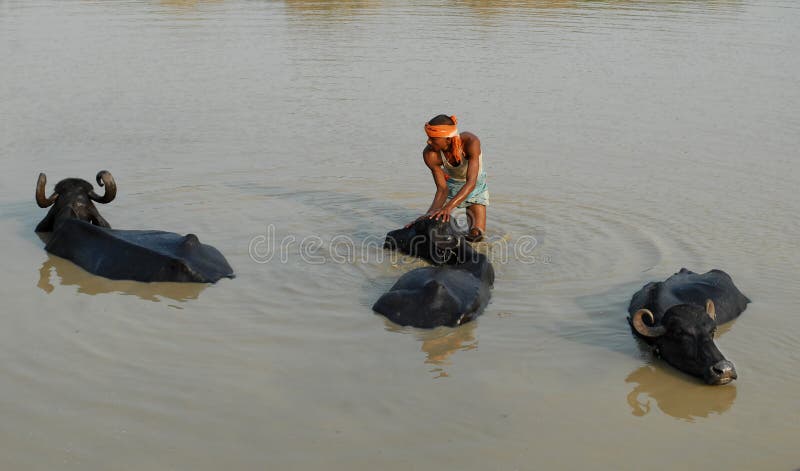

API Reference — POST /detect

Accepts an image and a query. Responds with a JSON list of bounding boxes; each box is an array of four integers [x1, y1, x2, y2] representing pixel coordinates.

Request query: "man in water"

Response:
[[413, 114, 489, 242]]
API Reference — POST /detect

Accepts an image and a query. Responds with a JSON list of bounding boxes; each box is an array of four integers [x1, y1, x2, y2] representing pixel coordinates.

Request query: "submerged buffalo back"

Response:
[[657, 269, 750, 324], [45, 219, 234, 283], [628, 268, 749, 326], [373, 264, 491, 328]]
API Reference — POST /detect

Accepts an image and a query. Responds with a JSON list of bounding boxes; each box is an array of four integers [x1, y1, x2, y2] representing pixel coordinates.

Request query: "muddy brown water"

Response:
[[1, 0, 799, 469]]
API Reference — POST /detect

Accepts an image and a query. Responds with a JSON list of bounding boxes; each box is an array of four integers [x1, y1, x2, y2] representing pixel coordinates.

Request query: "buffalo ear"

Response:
[[705, 299, 716, 321], [631, 309, 667, 338]]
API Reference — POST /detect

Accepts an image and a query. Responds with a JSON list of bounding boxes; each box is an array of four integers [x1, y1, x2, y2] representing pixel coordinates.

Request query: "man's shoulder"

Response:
[[422, 146, 442, 165], [461, 132, 481, 156], [460, 131, 479, 142]]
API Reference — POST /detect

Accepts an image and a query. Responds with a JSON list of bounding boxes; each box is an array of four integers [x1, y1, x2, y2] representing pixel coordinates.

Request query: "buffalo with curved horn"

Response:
[[627, 268, 750, 385], [35, 171, 234, 283], [36, 171, 116, 232]]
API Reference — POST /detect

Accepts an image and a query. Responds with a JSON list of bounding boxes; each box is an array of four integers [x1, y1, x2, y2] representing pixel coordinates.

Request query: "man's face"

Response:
[[427, 137, 450, 152]]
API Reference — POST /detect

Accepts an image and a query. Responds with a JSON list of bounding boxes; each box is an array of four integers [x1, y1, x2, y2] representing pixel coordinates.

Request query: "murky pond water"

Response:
[[1, 0, 799, 469]]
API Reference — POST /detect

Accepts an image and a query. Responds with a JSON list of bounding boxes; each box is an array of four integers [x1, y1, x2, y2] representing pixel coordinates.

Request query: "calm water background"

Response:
[[1, 0, 799, 469]]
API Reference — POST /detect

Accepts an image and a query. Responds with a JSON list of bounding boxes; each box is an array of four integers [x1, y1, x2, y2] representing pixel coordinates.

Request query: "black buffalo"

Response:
[[36, 171, 116, 232], [628, 268, 750, 385], [373, 219, 494, 328], [35, 171, 234, 283]]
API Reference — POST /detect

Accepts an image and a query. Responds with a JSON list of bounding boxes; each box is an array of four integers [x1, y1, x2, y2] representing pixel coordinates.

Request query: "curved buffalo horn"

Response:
[[706, 299, 716, 321], [35, 173, 59, 208], [631, 309, 667, 338], [88, 170, 117, 204]]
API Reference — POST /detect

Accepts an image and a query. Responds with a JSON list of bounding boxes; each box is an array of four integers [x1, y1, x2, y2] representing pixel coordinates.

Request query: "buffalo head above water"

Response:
[[35, 170, 117, 232], [627, 268, 750, 385], [631, 300, 736, 385], [383, 218, 468, 266]]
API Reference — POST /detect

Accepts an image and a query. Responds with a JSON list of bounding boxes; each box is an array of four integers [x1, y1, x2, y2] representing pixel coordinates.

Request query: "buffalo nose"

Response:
[[708, 360, 737, 384]]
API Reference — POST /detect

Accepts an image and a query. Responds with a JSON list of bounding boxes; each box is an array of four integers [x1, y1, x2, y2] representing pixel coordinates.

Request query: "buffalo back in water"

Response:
[[45, 218, 234, 283]]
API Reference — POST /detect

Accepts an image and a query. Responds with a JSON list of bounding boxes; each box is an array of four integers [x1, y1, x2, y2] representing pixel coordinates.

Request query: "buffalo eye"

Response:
[[668, 327, 687, 338]]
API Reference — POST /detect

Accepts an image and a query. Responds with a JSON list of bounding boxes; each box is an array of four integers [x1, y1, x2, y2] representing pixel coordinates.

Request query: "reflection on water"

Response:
[[625, 365, 737, 421], [284, 0, 380, 15], [278, 0, 745, 25], [457, 0, 599, 11], [3, 0, 799, 467], [456, 0, 743, 12], [37, 254, 207, 303], [159, 0, 224, 8], [419, 322, 478, 364], [384, 320, 479, 378], [281, 0, 744, 14]]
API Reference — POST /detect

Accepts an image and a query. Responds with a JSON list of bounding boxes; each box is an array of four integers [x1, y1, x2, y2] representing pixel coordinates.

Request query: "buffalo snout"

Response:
[[706, 360, 737, 385]]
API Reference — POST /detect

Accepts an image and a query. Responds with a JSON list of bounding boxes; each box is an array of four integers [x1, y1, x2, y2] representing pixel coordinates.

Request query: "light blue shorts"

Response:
[[447, 172, 489, 208]]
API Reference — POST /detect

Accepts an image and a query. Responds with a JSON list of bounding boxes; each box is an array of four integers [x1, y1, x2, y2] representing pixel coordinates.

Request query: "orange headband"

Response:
[[424, 115, 464, 164]]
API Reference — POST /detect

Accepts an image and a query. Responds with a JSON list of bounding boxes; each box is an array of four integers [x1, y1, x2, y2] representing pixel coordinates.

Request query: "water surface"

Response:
[[1, 0, 799, 469]]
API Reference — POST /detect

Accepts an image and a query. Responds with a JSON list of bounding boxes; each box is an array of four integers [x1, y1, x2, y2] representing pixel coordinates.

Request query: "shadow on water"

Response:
[[384, 319, 479, 379], [625, 365, 737, 421], [544, 279, 649, 355], [37, 253, 208, 303], [1, 199, 47, 249]]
